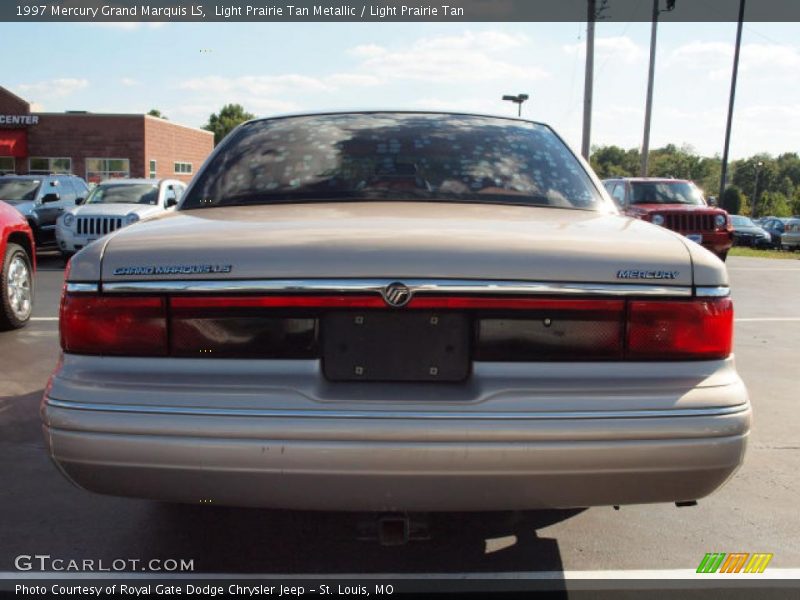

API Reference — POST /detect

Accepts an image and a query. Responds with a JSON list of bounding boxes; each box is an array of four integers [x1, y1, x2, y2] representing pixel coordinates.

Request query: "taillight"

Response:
[[60, 294, 167, 356], [627, 298, 733, 360], [58, 292, 733, 361]]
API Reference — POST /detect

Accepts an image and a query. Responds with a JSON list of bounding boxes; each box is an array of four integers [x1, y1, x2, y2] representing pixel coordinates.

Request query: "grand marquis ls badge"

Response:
[[382, 282, 412, 307], [112, 264, 233, 276]]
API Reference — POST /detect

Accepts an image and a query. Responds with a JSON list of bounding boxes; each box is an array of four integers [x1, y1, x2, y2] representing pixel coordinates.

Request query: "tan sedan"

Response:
[[43, 112, 749, 511]]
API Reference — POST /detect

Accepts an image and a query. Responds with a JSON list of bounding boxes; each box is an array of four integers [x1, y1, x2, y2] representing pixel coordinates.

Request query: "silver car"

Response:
[[780, 218, 800, 250], [55, 178, 186, 258], [43, 112, 750, 511]]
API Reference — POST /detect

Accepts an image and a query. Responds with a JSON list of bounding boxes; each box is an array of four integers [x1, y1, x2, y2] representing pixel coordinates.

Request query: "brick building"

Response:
[[0, 86, 213, 183]]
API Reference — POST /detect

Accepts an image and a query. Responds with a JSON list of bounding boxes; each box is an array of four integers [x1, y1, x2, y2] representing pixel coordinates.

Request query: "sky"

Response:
[[0, 19, 797, 159]]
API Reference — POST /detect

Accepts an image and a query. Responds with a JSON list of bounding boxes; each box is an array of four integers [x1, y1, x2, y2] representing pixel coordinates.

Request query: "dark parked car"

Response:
[[0, 174, 90, 249], [730, 215, 772, 248], [0, 200, 35, 329], [760, 217, 790, 248], [602, 177, 733, 261]]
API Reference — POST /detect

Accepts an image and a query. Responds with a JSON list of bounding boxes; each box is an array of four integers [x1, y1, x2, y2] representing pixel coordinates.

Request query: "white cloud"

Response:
[[174, 72, 382, 121], [669, 41, 800, 81], [351, 31, 548, 83], [349, 44, 387, 59], [120, 77, 139, 87], [172, 30, 550, 124], [413, 97, 508, 116], [563, 36, 645, 65], [16, 78, 88, 99], [324, 73, 382, 88], [178, 74, 331, 96]]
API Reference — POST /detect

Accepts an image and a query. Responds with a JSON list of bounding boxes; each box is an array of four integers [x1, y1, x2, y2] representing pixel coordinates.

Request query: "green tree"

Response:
[[731, 155, 778, 217], [204, 104, 256, 145], [721, 185, 745, 215], [758, 191, 792, 218], [791, 194, 800, 216], [147, 109, 167, 119], [589, 145, 639, 179]]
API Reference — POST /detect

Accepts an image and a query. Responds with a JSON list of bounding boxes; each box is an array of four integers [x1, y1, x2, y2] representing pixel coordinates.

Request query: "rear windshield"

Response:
[[630, 181, 705, 206], [86, 183, 159, 205], [0, 178, 40, 202], [181, 113, 603, 211]]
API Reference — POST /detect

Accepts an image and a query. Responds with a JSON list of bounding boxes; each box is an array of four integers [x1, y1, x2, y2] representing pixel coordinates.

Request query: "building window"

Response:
[[29, 157, 71, 174], [86, 158, 130, 184], [0, 157, 14, 174], [174, 161, 192, 175], [149, 160, 157, 179]]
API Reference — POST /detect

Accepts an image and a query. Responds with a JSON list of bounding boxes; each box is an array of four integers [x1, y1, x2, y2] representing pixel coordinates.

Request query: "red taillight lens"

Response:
[[627, 298, 733, 360], [60, 294, 167, 356], [58, 292, 733, 362]]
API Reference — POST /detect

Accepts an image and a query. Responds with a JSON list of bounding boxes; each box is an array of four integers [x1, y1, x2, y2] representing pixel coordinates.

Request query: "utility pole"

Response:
[[719, 0, 746, 201], [581, 0, 596, 160], [640, 1, 675, 176]]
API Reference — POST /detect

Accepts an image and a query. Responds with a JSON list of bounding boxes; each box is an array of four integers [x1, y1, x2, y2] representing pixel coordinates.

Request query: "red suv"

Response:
[[603, 178, 733, 261]]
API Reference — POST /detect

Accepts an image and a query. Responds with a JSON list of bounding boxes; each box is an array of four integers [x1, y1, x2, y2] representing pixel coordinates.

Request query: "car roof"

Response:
[[602, 177, 691, 184], [237, 109, 549, 129]]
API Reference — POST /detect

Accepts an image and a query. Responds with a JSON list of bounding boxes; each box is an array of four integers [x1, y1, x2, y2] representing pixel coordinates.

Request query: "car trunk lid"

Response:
[[98, 202, 694, 286]]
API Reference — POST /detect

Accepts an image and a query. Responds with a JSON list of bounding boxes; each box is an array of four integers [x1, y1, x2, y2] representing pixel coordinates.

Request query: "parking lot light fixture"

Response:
[[502, 94, 530, 117]]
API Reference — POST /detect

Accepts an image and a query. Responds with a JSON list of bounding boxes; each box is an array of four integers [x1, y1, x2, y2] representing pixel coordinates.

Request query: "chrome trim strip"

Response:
[[695, 286, 730, 298], [99, 278, 693, 297], [45, 399, 748, 421], [65, 282, 99, 293]]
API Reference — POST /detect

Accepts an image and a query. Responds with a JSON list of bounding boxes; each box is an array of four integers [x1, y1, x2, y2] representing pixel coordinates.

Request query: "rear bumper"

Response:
[[42, 357, 751, 511]]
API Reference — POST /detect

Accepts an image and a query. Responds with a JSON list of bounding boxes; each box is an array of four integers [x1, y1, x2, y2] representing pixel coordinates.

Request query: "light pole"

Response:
[[502, 94, 529, 117], [640, 0, 676, 176], [752, 160, 764, 217]]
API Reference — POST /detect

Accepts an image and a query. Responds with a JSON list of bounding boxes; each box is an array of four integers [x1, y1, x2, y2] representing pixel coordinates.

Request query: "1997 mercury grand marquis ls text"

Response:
[[43, 112, 750, 511]]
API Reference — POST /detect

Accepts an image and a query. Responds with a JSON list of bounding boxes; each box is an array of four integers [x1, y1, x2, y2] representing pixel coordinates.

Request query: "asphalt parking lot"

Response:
[[1, 253, 798, 575]]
